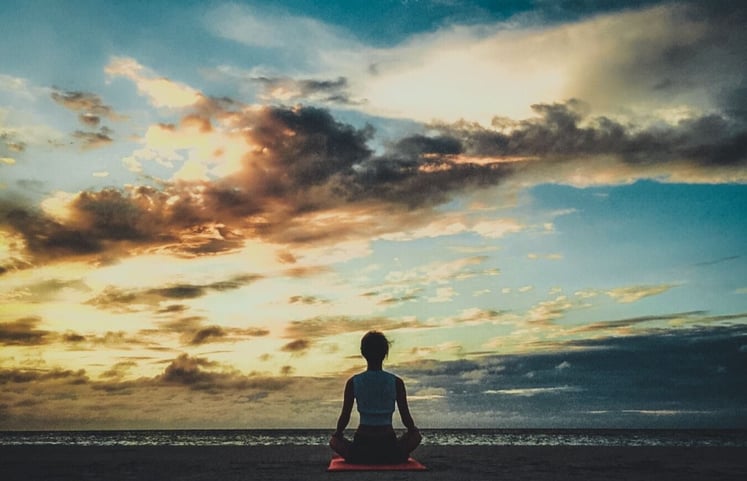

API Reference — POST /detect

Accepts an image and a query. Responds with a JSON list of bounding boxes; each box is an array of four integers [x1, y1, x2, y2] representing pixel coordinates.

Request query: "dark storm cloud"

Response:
[[396, 324, 747, 428], [433, 99, 747, 167], [5, 83, 747, 268], [2, 105, 377, 265], [393, 134, 463, 157]]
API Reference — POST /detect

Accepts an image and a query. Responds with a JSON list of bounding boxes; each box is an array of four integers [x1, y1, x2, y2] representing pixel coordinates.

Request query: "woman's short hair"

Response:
[[360, 331, 391, 361]]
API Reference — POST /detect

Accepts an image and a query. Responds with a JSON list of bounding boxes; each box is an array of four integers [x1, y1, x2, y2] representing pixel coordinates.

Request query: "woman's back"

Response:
[[353, 370, 396, 426]]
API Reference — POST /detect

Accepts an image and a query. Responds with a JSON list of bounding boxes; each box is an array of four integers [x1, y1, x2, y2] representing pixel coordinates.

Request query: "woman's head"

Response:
[[360, 331, 391, 363]]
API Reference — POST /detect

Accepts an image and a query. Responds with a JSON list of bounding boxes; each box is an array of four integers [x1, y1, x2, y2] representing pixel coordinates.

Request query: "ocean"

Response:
[[1, 429, 745, 447]]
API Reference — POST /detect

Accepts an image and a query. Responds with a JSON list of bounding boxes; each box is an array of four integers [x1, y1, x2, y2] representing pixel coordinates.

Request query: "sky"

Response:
[[1, 0, 746, 430]]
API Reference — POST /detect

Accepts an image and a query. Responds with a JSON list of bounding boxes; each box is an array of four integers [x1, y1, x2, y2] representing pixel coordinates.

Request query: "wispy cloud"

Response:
[[0, 317, 50, 346], [284, 315, 431, 341], [484, 386, 582, 397], [607, 284, 678, 304], [50, 89, 124, 126], [85, 274, 261, 313], [72, 127, 114, 149], [106, 57, 202, 108]]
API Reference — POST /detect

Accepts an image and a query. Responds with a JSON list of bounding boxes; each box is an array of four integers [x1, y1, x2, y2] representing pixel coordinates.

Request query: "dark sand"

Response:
[[1, 445, 745, 481]]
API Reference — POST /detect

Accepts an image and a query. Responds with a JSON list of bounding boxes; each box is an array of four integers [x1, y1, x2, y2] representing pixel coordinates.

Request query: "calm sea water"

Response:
[[1, 429, 745, 447]]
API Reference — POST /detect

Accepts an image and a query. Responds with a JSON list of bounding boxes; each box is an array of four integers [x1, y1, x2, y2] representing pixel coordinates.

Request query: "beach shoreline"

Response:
[[2, 445, 745, 481]]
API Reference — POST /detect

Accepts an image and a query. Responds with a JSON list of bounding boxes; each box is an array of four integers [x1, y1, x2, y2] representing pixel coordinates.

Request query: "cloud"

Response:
[[0, 355, 341, 429], [3, 324, 745, 429], [4, 72, 745, 272], [0, 74, 39, 100], [280, 339, 311, 355], [395, 324, 747, 427], [555, 361, 571, 370], [0, 277, 90, 303], [72, 127, 114, 149], [288, 295, 329, 305], [85, 274, 261, 313], [99, 361, 138, 380], [526, 295, 579, 326], [330, 3, 747, 125], [50, 89, 123, 126], [428, 286, 457, 303], [283, 315, 430, 340], [188, 326, 227, 345], [0, 317, 50, 346], [380, 214, 523, 242], [429, 100, 747, 185], [204, 3, 357, 67], [385, 256, 493, 287], [157, 354, 292, 393], [251, 75, 360, 105], [160, 315, 270, 346], [410, 341, 464, 358], [106, 57, 202, 108], [484, 386, 581, 397], [409, 387, 448, 401], [693, 255, 741, 267], [202, 2, 742, 155], [0, 366, 88, 385], [568, 311, 708, 335], [607, 284, 677, 303], [1, 111, 64, 156]]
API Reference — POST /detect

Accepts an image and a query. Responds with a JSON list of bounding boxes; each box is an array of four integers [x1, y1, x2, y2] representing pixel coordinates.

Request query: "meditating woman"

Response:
[[329, 330, 422, 464]]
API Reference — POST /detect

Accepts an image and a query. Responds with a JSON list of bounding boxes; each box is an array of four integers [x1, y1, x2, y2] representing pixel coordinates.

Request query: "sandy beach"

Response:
[[1, 445, 745, 481]]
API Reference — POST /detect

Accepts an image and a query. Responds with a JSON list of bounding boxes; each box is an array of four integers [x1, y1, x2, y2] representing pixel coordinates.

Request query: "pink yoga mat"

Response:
[[327, 456, 427, 471]]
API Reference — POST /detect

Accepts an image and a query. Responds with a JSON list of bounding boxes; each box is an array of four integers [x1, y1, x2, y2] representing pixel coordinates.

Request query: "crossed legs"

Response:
[[329, 429, 422, 462]]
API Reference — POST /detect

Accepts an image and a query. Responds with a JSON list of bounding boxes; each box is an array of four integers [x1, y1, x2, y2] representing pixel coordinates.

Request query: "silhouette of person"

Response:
[[329, 330, 422, 464]]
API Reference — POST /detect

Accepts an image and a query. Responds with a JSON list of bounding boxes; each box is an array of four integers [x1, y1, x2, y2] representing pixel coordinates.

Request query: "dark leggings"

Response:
[[330, 426, 422, 464]]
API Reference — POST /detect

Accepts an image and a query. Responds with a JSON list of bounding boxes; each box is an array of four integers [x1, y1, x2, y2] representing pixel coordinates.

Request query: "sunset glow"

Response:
[[1, 0, 745, 430]]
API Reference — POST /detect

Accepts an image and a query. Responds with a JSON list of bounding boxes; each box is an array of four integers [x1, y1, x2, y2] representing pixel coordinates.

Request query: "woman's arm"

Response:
[[333, 377, 355, 436], [395, 377, 418, 432]]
